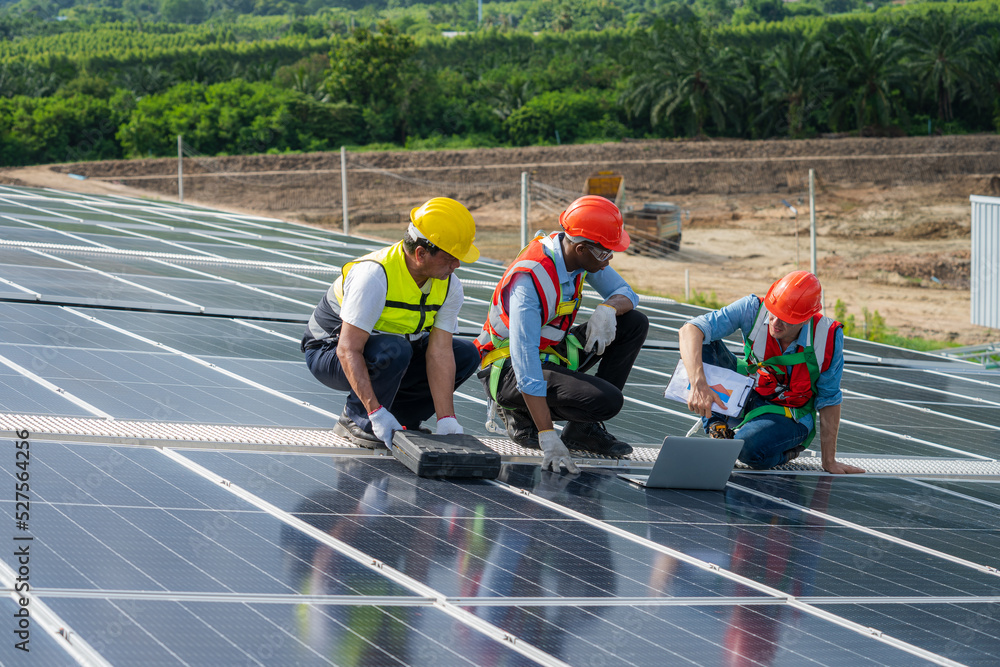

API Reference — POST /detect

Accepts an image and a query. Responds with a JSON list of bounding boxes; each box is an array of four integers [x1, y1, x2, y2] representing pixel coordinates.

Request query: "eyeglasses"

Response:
[[584, 243, 614, 261]]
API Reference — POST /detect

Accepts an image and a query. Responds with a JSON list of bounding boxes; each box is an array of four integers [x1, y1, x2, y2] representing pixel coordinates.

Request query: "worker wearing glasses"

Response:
[[476, 196, 649, 472]]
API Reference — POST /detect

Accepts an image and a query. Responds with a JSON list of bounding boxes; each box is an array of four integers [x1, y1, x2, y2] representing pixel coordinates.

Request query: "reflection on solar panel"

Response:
[[0, 185, 997, 666]]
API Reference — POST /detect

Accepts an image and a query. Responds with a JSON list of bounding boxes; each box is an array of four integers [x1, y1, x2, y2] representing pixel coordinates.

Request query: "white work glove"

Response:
[[435, 416, 463, 435], [539, 429, 580, 474], [368, 406, 402, 447], [584, 303, 617, 356]]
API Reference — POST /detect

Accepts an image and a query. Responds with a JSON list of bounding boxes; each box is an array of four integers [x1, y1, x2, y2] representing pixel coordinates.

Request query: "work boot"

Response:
[[333, 411, 384, 449], [707, 420, 735, 440], [499, 408, 539, 449], [561, 421, 633, 458], [780, 445, 806, 465]]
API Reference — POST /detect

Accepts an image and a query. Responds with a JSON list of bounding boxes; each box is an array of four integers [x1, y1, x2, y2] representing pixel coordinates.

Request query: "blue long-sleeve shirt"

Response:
[[688, 295, 844, 428], [506, 234, 639, 396]]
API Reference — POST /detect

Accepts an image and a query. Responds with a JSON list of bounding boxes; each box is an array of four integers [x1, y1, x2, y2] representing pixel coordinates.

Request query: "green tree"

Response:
[[829, 25, 912, 133], [503, 88, 621, 145], [160, 0, 207, 24], [904, 11, 975, 122], [819, 0, 863, 14], [620, 19, 743, 137], [733, 0, 787, 25], [326, 22, 418, 142], [117, 79, 361, 157], [0, 95, 123, 166], [971, 30, 1000, 131], [483, 73, 535, 123], [759, 37, 833, 137], [274, 53, 330, 102]]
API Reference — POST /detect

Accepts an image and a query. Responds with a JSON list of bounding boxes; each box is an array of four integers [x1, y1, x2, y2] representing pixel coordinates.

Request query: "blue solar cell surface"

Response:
[[0, 186, 996, 666]]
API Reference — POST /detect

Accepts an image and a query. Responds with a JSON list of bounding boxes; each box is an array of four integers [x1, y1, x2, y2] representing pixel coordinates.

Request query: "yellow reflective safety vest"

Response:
[[301, 241, 450, 350]]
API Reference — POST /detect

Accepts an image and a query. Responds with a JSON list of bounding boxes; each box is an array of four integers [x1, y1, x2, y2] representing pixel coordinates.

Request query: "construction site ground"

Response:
[[4, 134, 1000, 346]]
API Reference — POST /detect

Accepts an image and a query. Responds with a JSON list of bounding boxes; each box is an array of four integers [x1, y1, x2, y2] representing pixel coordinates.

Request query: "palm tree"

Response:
[[484, 75, 534, 122], [829, 25, 912, 133], [904, 11, 975, 122], [621, 19, 744, 137], [969, 30, 1000, 128], [759, 38, 833, 138], [732, 41, 768, 138], [114, 64, 175, 97], [619, 22, 676, 129], [291, 67, 331, 103]]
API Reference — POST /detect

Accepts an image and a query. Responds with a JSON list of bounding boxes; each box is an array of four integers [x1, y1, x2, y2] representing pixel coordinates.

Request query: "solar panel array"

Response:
[[0, 184, 998, 666]]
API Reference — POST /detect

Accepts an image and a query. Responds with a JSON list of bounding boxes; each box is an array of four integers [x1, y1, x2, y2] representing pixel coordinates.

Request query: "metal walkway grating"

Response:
[[4, 412, 999, 478]]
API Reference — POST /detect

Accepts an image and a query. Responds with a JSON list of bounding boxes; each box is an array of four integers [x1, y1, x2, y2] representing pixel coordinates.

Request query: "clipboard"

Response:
[[664, 359, 754, 417]]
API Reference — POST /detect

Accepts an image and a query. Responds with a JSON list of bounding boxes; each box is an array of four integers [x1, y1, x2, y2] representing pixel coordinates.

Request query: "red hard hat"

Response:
[[559, 196, 630, 252], [764, 271, 822, 324]]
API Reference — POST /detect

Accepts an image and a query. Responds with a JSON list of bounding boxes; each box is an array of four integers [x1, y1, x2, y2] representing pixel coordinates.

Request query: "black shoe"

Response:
[[499, 408, 539, 449], [561, 421, 633, 457], [403, 424, 432, 434], [333, 412, 383, 448], [781, 445, 806, 465]]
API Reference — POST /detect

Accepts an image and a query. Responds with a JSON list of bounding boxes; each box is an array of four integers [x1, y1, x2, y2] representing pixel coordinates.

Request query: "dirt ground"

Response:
[[3, 135, 1000, 347]]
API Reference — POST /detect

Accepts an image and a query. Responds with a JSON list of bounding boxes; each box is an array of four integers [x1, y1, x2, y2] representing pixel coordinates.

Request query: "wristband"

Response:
[[439, 415, 456, 420], [367, 405, 383, 416]]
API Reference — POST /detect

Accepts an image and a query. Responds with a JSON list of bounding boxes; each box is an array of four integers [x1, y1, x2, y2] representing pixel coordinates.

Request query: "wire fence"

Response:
[[171, 143, 730, 262], [86, 137, 1000, 271]]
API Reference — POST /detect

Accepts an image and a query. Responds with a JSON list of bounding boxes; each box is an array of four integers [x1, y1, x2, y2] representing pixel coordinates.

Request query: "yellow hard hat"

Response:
[[410, 197, 479, 263]]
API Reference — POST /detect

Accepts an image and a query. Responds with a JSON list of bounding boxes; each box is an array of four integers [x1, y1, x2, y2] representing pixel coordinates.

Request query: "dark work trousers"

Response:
[[482, 309, 649, 423], [700, 338, 810, 469], [305, 333, 481, 433]]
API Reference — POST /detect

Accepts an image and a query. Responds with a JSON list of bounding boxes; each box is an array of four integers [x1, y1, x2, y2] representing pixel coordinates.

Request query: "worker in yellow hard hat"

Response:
[[302, 197, 481, 448], [678, 271, 865, 474]]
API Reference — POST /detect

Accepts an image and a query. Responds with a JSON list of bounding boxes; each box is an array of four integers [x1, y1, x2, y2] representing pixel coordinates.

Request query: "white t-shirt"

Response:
[[339, 261, 464, 337]]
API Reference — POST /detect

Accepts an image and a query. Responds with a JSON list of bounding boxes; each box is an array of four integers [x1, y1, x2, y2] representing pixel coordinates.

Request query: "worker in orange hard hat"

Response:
[[678, 271, 864, 474], [302, 197, 481, 448], [476, 195, 649, 472]]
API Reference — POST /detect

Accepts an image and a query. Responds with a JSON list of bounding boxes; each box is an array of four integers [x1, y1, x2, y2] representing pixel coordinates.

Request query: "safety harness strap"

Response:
[[738, 328, 822, 450], [484, 334, 584, 406]]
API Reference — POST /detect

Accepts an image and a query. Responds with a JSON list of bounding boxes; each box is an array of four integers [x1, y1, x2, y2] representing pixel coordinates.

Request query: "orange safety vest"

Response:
[[475, 233, 585, 364]]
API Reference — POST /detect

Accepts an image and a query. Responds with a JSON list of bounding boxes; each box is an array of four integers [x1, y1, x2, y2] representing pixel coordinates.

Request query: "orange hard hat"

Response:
[[558, 196, 630, 252], [764, 271, 822, 324]]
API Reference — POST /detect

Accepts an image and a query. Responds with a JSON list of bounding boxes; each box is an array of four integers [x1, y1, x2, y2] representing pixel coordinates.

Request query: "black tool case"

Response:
[[390, 432, 501, 479]]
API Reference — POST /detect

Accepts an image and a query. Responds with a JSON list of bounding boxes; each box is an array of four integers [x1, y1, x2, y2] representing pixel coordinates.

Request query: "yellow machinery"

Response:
[[584, 171, 681, 254]]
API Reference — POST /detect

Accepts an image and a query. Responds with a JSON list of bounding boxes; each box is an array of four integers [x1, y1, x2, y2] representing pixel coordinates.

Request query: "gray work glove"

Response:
[[539, 429, 580, 474], [584, 303, 617, 356], [368, 406, 403, 447]]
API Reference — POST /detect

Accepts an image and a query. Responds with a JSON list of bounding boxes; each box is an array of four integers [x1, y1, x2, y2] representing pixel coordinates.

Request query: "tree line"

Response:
[[0, 1, 998, 166]]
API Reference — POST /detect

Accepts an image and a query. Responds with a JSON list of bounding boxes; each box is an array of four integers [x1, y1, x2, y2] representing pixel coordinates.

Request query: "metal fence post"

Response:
[[341, 146, 349, 235], [520, 172, 529, 249], [177, 135, 183, 204], [809, 169, 817, 275]]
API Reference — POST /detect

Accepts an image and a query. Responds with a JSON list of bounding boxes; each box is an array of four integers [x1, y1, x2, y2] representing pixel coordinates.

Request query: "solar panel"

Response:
[[0, 442, 413, 596], [0, 185, 997, 666], [474, 603, 942, 665], [0, 599, 78, 666], [42, 599, 536, 666]]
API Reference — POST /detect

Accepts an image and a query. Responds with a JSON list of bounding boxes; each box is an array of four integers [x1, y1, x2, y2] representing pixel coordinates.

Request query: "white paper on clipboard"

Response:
[[663, 359, 755, 417]]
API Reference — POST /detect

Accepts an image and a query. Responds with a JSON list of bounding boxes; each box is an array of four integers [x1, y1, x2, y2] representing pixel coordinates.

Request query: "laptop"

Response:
[[618, 436, 744, 491]]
